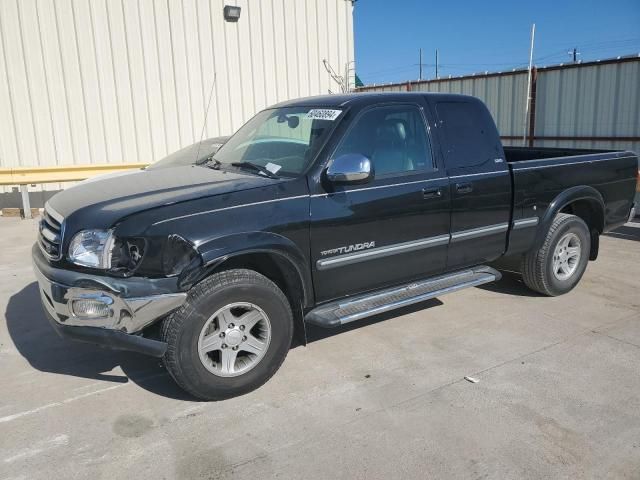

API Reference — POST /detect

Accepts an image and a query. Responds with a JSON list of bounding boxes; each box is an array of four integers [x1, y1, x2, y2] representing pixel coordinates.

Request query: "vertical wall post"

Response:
[[20, 185, 32, 219]]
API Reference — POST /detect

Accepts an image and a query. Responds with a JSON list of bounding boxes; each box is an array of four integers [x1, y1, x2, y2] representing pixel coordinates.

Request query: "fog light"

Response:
[[71, 296, 113, 318]]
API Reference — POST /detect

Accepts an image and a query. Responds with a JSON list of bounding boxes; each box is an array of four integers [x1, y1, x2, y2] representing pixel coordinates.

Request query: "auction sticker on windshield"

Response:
[[265, 162, 282, 174], [305, 109, 342, 121]]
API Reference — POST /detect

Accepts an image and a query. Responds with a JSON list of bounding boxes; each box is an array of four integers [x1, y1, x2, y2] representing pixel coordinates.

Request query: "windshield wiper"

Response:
[[231, 161, 280, 179], [196, 156, 222, 169]]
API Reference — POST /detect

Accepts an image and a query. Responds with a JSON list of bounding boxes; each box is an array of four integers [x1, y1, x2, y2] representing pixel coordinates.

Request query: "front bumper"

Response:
[[32, 244, 186, 357]]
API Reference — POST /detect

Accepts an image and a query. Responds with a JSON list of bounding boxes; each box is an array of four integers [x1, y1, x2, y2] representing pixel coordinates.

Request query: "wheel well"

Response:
[[211, 252, 307, 344], [560, 199, 603, 260]]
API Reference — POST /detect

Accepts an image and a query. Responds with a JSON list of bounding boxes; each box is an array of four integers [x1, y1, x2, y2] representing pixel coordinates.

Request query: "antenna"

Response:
[[323, 59, 352, 93], [194, 73, 217, 164], [523, 24, 535, 146]]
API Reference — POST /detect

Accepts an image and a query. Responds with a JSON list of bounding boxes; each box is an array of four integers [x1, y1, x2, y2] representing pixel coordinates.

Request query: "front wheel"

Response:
[[161, 269, 293, 400], [521, 213, 591, 296]]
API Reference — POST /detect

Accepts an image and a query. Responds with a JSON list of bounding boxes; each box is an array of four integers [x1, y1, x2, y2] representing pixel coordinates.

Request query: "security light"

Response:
[[223, 5, 241, 22]]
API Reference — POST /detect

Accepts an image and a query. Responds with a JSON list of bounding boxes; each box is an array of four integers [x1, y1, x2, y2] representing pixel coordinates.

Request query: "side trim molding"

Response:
[[512, 217, 539, 230], [511, 154, 637, 172], [450, 222, 509, 242], [316, 234, 450, 271], [317, 221, 515, 270]]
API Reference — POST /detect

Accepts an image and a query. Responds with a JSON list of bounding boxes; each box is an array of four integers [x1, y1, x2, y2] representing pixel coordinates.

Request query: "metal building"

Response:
[[0, 0, 355, 203], [358, 56, 640, 154]]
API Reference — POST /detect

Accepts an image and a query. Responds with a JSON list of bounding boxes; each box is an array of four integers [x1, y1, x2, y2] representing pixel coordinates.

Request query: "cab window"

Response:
[[333, 105, 434, 176], [435, 101, 502, 169]]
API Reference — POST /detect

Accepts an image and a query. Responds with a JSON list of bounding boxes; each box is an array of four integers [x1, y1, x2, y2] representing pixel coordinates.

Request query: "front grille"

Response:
[[38, 204, 65, 260]]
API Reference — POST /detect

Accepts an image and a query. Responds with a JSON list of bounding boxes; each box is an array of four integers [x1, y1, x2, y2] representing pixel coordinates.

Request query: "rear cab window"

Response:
[[435, 101, 504, 171]]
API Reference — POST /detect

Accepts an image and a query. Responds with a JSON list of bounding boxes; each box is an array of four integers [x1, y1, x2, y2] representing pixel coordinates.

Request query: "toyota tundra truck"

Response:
[[32, 93, 638, 400]]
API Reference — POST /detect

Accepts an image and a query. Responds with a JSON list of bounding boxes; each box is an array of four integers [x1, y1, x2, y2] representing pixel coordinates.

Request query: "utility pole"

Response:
[[523, 23, 535, 146], [568, 47, 580, 63], [435, 49, 439, 79], [418, 48, 423, 80]]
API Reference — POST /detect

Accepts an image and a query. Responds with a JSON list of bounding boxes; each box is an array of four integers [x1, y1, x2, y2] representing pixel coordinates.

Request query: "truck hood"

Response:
[[48, 165, 280, 228]]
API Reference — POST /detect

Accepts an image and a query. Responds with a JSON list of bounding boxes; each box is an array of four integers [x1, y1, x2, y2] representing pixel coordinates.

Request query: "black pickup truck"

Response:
[[32, 93, 638, 400]]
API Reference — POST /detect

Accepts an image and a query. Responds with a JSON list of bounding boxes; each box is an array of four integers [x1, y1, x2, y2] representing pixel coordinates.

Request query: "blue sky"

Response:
[[354, 0, 640, 85]]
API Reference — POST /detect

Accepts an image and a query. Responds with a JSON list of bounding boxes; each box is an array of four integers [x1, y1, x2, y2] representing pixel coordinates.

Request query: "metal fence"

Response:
[[358, 56, 640, 154]]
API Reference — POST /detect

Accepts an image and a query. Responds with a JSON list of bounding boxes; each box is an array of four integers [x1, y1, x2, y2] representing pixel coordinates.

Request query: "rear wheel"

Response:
[[521, 213, 591, 296], [161, 269, 293, 400]]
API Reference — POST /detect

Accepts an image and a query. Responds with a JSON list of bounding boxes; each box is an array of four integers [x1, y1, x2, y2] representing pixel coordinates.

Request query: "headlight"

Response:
[[68, 230, 115, 269], [110, 237, 146, 274]]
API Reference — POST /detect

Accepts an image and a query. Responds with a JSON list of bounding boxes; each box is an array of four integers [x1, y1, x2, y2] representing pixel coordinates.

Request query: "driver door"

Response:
[[309, 103, 451, 303]]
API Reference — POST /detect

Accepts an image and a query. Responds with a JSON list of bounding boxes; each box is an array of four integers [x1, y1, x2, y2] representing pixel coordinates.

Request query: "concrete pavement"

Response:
[[1, 217, 639, 479]]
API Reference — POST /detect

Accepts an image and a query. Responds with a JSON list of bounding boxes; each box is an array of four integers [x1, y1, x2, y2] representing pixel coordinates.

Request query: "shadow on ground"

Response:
[[8, 272, 537, 400], [13, 222, 632, 401], [6, 282, 195, 401], [477, 270, 542, 297], [8, 283, 450, 400]]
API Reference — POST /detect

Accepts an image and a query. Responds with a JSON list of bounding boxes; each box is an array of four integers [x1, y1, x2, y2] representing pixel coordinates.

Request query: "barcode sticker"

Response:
[[305, 109, 342, 121]]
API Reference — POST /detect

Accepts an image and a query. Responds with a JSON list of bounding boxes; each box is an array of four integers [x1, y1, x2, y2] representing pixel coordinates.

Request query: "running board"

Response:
[[305, 266, 501, 328]]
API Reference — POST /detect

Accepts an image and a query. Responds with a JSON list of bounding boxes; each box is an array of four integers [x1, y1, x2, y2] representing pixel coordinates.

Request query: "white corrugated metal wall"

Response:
[[0, 0, 354, 197], [535, 60, 640, 152], [358, 57, 640, 153]]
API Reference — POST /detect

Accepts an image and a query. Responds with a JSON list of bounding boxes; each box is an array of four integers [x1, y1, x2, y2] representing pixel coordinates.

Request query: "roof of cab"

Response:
[[271, 92, 479, 109]]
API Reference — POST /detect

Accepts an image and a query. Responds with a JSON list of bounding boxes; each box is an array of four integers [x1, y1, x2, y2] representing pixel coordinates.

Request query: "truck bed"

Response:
[[506, 148, 637, 241], [501, 147, 637, 259]]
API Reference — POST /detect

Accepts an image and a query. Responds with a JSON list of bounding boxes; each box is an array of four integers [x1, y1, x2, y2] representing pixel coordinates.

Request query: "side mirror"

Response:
[[326, 154, 374, 184]]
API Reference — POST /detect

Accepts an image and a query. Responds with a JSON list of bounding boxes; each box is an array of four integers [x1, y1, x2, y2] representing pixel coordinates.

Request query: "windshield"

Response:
[[148, 137, 228, 170], [213, 106, 343, 176]]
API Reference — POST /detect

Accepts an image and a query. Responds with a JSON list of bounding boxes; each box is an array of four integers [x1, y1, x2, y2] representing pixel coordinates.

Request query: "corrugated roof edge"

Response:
[[357, 54, 640, 90]]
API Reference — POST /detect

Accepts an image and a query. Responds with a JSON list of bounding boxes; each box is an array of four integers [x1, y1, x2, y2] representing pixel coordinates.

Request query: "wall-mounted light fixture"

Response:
[[223, 5, 241, 22]]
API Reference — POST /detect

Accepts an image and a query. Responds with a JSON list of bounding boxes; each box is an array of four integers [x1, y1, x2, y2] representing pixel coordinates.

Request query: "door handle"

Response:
[[456, 182, 473, 194], [422, 187, 443, 199]]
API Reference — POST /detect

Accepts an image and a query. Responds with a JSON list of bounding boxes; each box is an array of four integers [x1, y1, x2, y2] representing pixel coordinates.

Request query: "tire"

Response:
[[161, 269, 293, 400], [521, 213, 591, 296]]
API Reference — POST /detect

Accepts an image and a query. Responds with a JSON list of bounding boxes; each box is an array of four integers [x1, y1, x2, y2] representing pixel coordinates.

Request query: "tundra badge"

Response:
[[320, 241, 376, 257]]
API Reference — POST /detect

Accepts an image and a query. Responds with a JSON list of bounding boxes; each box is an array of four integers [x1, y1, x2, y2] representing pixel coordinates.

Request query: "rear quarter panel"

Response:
[[508, 151, 638, 255]]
